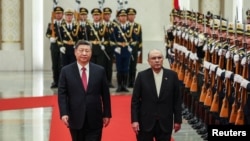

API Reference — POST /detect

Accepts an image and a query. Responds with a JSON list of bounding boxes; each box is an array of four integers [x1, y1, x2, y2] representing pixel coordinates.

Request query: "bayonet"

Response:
[[243, 20, 247, 49], [226, 19, 230, 44], [53, 0, 58, 8], [219, 13, 223, 41], [204, 16, 206, 33], [234, 16, 238, 46]]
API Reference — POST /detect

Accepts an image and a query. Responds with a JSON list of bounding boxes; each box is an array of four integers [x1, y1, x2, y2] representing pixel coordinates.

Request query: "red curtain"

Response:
[[173, 0, 180, 10]]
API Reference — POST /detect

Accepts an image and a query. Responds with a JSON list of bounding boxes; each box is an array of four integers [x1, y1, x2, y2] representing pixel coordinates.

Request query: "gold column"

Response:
[[0, 0, 22, 50]]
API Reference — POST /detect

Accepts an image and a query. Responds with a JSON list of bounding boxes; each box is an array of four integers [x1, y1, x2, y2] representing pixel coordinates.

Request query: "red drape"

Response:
[[173, 0, 180, 10]]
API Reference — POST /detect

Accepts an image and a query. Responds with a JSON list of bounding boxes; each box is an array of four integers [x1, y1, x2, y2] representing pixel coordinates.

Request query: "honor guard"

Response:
[[102, 7, 116, 87], [239, 23, 250, 125], [110, 9, 138, 92], [88, 8, 109, 68], [46, 6, 65, 88], [78, 7, 90, 41], [60, 9, 78, 66], [165, 9, 178, 65], [126, 7, 142, 88]]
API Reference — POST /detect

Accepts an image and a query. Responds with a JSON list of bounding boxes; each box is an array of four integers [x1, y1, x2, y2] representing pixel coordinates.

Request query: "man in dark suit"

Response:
[[58, 40, 112, 141], [131, 49, 182, 141]]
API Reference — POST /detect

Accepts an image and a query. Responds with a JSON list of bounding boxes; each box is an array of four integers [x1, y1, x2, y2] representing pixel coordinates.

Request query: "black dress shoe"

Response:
[[50, 82, 58, 88], [184, 113, 193, 120], [182, 109, 189, 115], [116, 86, 122, 92], [192, 122, 204, 129], [108, 83, 115, 88], [121, 86, 129, 92], [202, 134, 208, 140], [128, 83, 134, 88], [188, 118, 199, 124], [197, 127, 207, 135], [201, 133, 207, 138]]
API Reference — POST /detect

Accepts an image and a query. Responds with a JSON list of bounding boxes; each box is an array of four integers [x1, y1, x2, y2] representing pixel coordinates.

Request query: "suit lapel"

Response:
[[148, 70, 158, 100], [87, 63, 95, 92], [159, 69, 169, 98]]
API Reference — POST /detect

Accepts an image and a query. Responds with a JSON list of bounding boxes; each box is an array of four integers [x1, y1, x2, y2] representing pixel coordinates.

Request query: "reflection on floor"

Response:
[[0, 67, 205, 141]]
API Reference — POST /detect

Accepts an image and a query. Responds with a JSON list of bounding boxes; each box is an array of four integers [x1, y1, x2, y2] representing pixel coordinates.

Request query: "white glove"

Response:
[[240, 79, 250, 89], [241, 57, 247, 66], [210, 64, 218, 72], [182, 32, 186, 38], [194, 38, 199, 45], [225, 70, 233, 79], [115, 47, 121, 54], [50, 37, 56, 43], [60, 46, 66, 54], [177, 30, 182, 37], [218, 49, 223, 56], [203, 61, 211, 69], [189, 35, 194, 42], [234, 54, 240, 62], [101, 45, 105, 51], [216, 68, 224, 77], [168, 48, 175, 56], [185, 33, 189, 40], [137, 51, 141, 57], [234, 74, 243, 83], [128, 46, 132, 52], [203, 44, 208, 51], [225, 51, 231, 59]]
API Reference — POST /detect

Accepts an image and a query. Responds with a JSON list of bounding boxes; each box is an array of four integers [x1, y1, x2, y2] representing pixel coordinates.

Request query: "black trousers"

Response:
[[104, 52, 114, 84], [50, 43, 61, 85], [128, 51, 139, 85], [136, 120, 171, 141], [69, 119, 102, 141]]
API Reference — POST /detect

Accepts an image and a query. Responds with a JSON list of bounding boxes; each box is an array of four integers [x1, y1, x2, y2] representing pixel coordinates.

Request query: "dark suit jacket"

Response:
[[58, 62, 112, 129], [131, 68, 182, 133]]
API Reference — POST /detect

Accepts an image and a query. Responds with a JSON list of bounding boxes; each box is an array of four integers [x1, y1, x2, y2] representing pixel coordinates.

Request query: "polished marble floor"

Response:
[[0, 63, 205, 141]]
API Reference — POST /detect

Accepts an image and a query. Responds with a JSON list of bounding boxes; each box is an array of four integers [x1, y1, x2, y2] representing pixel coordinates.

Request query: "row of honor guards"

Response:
[[165, 9, 250, 140], [46, 5, 142, 92]]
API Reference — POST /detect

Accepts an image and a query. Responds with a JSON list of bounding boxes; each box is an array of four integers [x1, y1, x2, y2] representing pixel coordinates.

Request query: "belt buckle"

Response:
[[68, 40, 73, 45], [122, 42, 126, 47]]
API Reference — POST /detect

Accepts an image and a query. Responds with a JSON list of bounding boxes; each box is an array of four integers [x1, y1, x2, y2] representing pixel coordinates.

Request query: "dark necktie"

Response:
[[68, 24, 71, 30], [81, 67, 88, 91]]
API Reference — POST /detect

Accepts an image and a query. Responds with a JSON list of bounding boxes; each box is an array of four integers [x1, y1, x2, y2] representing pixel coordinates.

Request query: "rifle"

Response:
[[235, 24, 248, 125], [229, 51, 241, 124], [235, 58, 247, 125], [98, 0, 105, 21], [50, 0, 58, 38], [72, 0, 81, 37], [190, 12, 198, 93], [210, 43, 224, 113], [219, 46, 232, 118]]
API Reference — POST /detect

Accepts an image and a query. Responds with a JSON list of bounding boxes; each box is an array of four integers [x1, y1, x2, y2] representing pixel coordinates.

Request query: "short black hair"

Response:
[[74, 40, 92, 49]]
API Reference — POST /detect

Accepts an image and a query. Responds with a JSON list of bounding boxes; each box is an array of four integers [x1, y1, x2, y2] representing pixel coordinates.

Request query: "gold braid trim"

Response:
[[72, 21, 80, 37], [98, 23, 107, 36], [133, 23, 141, 35], [125, 24, 133, 38], [112, 22, 128, 43], [62, 25, 74, 41]]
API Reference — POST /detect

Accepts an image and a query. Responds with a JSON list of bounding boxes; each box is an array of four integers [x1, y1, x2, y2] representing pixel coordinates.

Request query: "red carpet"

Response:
[[0, 95, 174, 141]]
